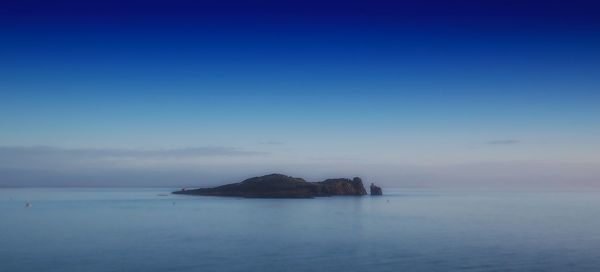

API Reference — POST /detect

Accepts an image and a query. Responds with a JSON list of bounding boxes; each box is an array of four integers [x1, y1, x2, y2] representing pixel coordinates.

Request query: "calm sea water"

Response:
[[1, 188, 600, 272]]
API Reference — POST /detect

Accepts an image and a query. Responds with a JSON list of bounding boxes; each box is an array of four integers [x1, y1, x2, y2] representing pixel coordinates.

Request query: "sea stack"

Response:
[[370, 183, 383, 195]]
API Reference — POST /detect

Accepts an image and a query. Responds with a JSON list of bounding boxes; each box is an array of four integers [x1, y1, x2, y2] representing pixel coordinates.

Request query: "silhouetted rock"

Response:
[[173, 173, 367, 198], [370, 183, 383, 195]]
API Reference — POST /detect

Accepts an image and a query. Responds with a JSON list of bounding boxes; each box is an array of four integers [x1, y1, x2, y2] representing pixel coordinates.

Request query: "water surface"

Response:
[[1, 188, 600, 271]]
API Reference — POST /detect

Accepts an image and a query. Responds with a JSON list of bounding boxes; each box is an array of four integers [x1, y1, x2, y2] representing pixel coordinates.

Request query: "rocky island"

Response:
[[173, 173, 382, 198]]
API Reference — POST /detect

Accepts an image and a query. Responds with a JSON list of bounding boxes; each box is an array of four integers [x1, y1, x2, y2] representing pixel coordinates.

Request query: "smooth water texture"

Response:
[[2, 188, 600, 272]]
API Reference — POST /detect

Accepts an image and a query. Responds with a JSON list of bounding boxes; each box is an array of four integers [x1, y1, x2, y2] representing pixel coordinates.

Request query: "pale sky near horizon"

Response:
[[1, 0, 600, 187]]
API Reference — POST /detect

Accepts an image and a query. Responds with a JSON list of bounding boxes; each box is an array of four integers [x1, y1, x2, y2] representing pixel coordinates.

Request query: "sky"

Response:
[[1, 0, 600, 187]]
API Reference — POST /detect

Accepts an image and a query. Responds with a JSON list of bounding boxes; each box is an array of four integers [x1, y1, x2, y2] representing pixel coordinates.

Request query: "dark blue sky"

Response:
[[1, 0, 599, 186]]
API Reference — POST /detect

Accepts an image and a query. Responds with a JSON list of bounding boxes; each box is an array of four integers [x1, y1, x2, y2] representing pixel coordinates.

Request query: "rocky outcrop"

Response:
[[173, 174, 367, 198], [370, 183, 383, 195]]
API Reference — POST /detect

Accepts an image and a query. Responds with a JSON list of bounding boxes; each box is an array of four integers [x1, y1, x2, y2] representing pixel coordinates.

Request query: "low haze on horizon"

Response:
[[1, 0, 600, 188]]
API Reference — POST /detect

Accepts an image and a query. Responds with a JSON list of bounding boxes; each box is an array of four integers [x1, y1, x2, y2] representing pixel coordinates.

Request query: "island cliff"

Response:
[[173, 173, 368, 198]]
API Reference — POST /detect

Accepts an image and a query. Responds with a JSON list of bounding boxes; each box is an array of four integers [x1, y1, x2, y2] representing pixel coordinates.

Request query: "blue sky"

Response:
[[1, 0, 600, 187]]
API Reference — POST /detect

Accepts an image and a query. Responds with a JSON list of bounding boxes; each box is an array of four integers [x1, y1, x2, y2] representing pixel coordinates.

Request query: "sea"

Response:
[[1, 188, 600, 272]]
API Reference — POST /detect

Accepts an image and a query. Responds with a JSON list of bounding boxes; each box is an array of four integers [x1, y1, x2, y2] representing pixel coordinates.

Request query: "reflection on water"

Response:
[[1, 188, 600, 271]]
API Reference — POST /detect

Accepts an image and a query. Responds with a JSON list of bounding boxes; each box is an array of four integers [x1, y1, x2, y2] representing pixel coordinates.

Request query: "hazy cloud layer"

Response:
[[487, 140, 520, 145], [2, 147, 600, 189], [3, 160, 600, 188], [0, 146, 267, 158], [259, 141, 284, 145], [0, 146, 269, 171]]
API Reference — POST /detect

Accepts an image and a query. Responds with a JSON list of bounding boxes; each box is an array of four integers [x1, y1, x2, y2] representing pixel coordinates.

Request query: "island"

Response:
[[173, 173, 383, 198]]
